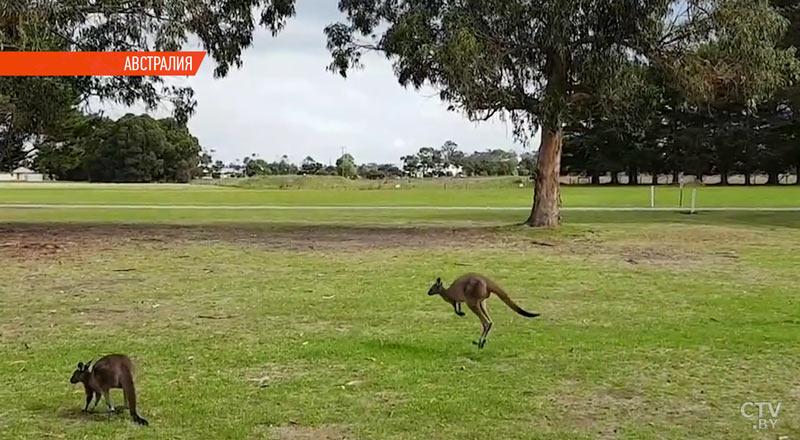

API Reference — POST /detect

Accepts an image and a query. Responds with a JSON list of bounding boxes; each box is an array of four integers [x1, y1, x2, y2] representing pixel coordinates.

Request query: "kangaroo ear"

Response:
[[436, 277, 441, 285], [77, 362, 84, 370]]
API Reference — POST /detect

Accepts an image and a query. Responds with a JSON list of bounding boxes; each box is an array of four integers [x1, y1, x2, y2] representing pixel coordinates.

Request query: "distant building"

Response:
[[407, 164, 464, 178], [219, 167, 242, 178], [11, 167, 44, 182], [443, 164, 463, 177]]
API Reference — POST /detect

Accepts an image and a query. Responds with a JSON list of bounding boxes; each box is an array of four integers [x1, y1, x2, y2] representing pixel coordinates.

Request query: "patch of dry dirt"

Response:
[[526, 228, 740, 268], [244, 362, 309, 388], [548, 384, 646, 440], [359, 390, 406, 417], [0, 224, 748, 270], [618, 246, 705, 267], [0, 319, 26, 342], [0, 240, 70, 259], [257, 424, 350, 440], [0, 224, 521, 257]]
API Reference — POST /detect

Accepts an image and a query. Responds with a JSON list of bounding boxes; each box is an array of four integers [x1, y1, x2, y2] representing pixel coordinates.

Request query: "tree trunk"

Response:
[[672, 170, 679, 185], [796, 164, 800, 185], [695, 172, 703, 184], [611, 171, 619, 185], [720, 172, 729, 185], [744, 172, 751, 185], [590, 172, 600, 185], [767, 170, 779, 185], [627, 168, 638, 185], [526, 127, 562, 227]]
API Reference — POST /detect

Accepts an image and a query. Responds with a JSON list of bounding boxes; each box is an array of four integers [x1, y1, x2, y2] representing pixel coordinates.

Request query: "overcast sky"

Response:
[[97, 2, 537, 166]]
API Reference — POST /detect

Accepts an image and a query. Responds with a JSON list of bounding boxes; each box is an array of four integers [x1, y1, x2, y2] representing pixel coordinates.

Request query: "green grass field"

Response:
[[2, 180, 800, 208], [2, 181, 799, 228], [1, 182, 799, 439]]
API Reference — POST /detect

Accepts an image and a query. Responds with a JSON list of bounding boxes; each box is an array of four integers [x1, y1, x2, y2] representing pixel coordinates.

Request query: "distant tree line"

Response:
[[561, 0, 800, 187], [563, 96, 800, 185], [213, 154, 413, 180], [211, 141, 534, 181], [23, 106, 800, 186], [400, 141, 536, 178], [35, 113, 203, 183]]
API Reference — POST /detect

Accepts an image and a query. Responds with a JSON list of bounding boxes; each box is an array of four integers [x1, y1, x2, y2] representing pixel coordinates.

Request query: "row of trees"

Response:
[[562, 68, 800, 185], [23, 105, 800, 184], [208, 154, 358, 178], [400, 141, 537, 177], [35, 113, 203, 183], [206, 142, 535, 180]]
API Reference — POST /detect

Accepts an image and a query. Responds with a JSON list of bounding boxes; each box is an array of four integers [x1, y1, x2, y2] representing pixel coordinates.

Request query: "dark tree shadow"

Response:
[[359, 339, 450, 357], [53, 405, 128, 422], [563, 211, 800, 230]]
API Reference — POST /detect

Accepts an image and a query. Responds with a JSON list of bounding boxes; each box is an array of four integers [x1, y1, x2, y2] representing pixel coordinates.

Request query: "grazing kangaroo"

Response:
[[428, 273, 539, 348], [69, 354, 149, 426]]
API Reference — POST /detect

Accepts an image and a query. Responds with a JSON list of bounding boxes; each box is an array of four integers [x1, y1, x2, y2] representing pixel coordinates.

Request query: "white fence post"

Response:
[[650, 185, 655, 208], [690, 188, 697, 214]]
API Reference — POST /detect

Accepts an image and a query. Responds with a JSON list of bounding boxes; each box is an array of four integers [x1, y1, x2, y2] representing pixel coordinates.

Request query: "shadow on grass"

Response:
[[54, 406, 129, 422], [359, 339, 450, 358], [25, 403, 117, 423], [563, 210, 800, 229]]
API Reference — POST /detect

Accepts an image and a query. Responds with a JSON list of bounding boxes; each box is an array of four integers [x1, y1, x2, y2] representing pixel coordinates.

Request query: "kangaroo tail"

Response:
[[488, 280, 540, 318], [121, 374, 148, 426]]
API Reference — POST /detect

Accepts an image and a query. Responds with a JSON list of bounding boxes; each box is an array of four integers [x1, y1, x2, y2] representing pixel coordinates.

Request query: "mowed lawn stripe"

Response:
[[1, 184, 799, 208], [3, 203, 800, 211]]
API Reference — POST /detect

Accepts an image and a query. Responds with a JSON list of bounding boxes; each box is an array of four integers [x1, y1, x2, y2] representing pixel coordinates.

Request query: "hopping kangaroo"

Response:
[[428, 273, 539, 348], [70, 354, 149, 425]]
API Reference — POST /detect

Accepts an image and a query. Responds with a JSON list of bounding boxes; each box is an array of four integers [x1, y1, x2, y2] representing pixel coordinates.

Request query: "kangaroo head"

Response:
[[70, 361, 91, 384], [428, 277, 444, 296]]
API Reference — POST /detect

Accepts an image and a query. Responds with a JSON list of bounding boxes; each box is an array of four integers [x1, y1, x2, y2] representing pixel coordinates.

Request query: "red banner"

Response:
[[0, 52, 206, 76]]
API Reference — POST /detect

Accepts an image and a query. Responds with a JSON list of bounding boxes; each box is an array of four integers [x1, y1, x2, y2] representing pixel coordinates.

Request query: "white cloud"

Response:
[[98, 2, 540, 165]]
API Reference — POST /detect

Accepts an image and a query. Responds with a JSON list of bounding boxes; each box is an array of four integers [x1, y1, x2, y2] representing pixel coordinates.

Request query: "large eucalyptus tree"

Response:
[[325, 0, 798, 226]]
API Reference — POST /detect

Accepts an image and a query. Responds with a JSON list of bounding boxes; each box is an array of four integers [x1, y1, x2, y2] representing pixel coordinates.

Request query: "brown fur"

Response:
[[428, 273, 539, 348], [69, 354, 148, 425]]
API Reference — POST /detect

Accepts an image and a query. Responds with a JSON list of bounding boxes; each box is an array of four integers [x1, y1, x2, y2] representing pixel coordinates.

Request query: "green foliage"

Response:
[[34, 113, 203, 183], [1, 0, 296, 119], [33, 111, 108, 181], [335, 153, 357, 178], [399, 141, 522, 177], [244, 156, 299, 177], [300, 156, 323, 175], [461, 149, 519, 177], [517, 152, 538, 178], [400, 153, 421, 176], [357, 163, 402, 179], [562, 0, 800, 185], [665, 0, 799, 107], [327, 1, 795, 134], [0, 77, 79, 170], [563, 60, 800, 184], [326, 0, 799, 224], [0, 0, 297, 170]]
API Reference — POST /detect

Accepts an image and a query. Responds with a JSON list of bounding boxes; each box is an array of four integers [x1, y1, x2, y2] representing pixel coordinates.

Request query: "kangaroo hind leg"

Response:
[[478, 300, 493, 348], [467, 301, 491, 349]]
